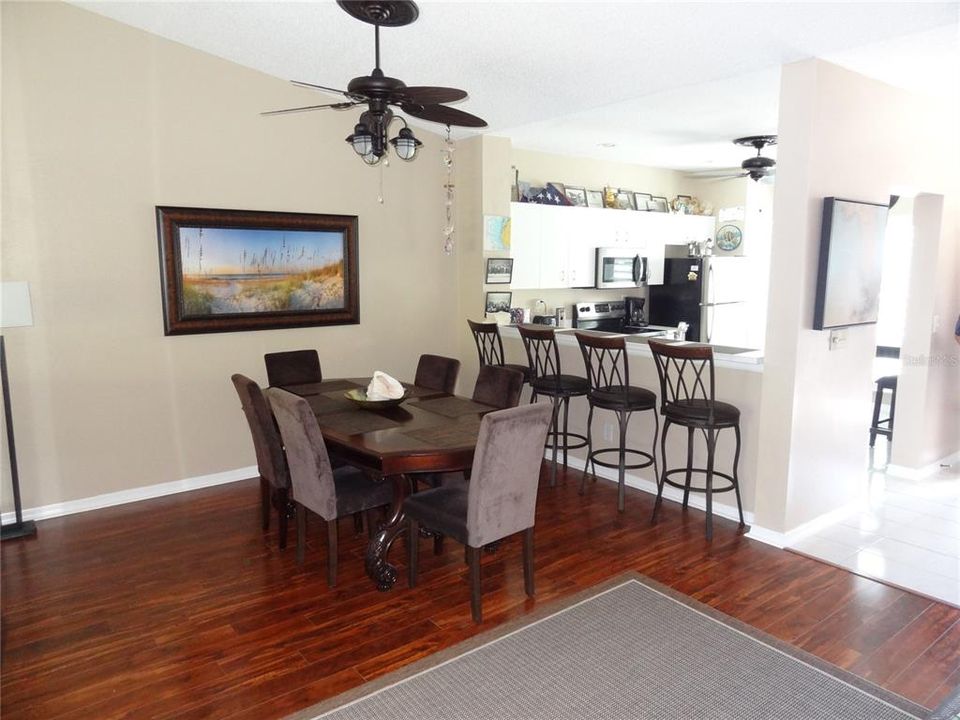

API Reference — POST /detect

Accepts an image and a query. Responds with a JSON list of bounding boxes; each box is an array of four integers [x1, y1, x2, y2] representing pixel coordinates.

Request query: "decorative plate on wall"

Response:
[[716, 224, 743, 252]]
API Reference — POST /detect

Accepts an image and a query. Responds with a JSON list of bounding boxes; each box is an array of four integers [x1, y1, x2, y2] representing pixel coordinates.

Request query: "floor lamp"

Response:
[[1, 282, 36, 540]]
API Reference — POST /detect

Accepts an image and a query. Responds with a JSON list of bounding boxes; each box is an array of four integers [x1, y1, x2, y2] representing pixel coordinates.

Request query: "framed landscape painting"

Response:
[[156, 207, 359, 335]]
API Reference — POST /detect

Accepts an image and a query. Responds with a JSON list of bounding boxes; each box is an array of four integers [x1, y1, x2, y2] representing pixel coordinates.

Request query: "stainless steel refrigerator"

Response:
[[648, 256, 749, 345]]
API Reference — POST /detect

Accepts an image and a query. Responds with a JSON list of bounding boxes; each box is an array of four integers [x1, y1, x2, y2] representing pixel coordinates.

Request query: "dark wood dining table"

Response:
[[279, 377, 497, 590]]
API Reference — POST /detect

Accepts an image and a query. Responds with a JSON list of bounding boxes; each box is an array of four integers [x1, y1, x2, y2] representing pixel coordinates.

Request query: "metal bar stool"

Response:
[[467, 319, 531, 388], [518, 325, 589, 487], [576, 332, 659, 513], [869, 375, 898, 446], [648, 340, 745, 540]]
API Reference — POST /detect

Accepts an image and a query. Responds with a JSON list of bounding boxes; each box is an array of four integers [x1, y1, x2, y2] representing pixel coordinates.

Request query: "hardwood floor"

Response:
[[3, 466, 959, 719]]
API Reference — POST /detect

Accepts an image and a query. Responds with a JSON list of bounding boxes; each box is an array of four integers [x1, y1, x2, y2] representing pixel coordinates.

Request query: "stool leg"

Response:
[[682, 427, 695, 509], [550, 396, 560, 487], [887, 384, 897, 439], [732, 424, 745, 528], [617, 410, 630, 513], [869, 381, 883, 447], [652, 419, 670, 524], [581, 404, 595, 495], [562, 395, 571, 471], [705, 428, 716, 541]]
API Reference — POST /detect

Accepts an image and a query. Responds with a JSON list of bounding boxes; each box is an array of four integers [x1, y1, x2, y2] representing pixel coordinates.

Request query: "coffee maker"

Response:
[[623, 296, 647, 329]]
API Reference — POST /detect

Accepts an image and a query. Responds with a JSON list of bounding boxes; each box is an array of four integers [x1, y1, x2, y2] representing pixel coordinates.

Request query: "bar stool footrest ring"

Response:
[[589, 447, 655, 472], [544, 431, 588, 452], [661, 467, 738, 494]]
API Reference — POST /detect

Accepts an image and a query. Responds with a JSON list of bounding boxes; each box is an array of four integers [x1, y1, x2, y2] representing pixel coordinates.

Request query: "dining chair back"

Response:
[[472, 365, 524, 409], [231, 374, 291, 544], [465, 402, 553, 547], [264, 349, 322, 387], [415, 354, 461, 394]]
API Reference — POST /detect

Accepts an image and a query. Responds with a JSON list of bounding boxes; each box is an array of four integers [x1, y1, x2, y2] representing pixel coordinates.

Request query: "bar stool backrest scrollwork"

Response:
[[575, 333, 630, 396], [517, 325, 561, 383], [648, 340, 717, 424], [467, 319, 506, 367]]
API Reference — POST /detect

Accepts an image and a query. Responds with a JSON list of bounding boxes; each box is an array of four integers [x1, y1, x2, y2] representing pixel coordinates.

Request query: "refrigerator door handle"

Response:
[[699, 301, 744, 307]]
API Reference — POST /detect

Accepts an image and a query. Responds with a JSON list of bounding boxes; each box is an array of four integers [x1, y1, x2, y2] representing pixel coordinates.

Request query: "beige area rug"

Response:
[[285, 572, 932, 720]]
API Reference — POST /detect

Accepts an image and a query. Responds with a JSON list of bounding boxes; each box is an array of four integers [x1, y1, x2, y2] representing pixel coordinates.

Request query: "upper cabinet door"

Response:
[[509, 203, 542, 289], [537, 203, 570, 288], [566, 207, 598, 288]]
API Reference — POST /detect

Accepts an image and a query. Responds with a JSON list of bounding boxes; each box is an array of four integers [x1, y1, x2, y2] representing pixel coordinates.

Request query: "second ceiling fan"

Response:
[[263, 0, 487, 165]]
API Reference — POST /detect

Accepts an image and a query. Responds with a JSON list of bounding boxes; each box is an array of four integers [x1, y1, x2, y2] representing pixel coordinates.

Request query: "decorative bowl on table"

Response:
[[344, 388, 407, 410]]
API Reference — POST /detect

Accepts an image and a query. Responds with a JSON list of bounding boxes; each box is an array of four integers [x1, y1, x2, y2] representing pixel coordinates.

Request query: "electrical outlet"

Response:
[[828, 328, 847, 351]]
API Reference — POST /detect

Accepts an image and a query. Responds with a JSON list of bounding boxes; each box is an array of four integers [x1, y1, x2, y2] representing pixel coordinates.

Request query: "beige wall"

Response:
[[753, 59, 960, 534], [1, 2, 456, 510]]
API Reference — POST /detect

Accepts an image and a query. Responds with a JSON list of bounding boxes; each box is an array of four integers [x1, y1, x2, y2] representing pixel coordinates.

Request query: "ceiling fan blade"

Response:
[[401, 103, 487, 128], [398, 86, 468, 105], [290, 80, 367, 101], [261, 102, 359, 116]]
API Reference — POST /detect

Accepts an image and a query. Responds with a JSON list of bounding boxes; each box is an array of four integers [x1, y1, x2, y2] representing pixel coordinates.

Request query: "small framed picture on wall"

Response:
[[485, 291, 512, 314], [485, 257, 514, 284]]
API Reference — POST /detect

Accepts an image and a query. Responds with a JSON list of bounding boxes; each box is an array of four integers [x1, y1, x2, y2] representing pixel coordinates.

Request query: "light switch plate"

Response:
[[828, 328, 847, 350]]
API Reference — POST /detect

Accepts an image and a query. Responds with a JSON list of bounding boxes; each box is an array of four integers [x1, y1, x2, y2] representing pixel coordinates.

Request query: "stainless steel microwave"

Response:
[[595, 248, 648, 288]]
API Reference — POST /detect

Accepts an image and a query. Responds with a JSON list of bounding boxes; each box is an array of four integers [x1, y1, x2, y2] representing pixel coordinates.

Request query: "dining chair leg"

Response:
[[581, 404, 595, 495], [522, 527, 535, 597], [732, 424, 745, 528], [295, 503, 306, 566], [259, 477, 270, 530], [433, 534, 444, 556], [705, 428, 716, 541], [652, 419, 670, 524], [277, 488, 289, 550], [408, 519, 419, 588], [365, 509, 377, 540], [467, 545, 482, 623], [353, 512, 364, 534], [326, 519, 338, 587], [682, 427, 695, 509]]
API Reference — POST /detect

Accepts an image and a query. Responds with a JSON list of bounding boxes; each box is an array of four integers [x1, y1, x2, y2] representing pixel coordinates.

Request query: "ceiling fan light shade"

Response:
[[390, 126, 422, 161], [346, 123, 374, 156]]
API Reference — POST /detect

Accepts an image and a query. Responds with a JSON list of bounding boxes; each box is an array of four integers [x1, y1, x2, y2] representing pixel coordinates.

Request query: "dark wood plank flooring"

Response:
[[3, 466, 959, 719]]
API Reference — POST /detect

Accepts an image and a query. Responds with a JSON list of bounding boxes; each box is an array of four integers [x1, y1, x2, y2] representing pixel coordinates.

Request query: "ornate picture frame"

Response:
[[156, 206, 359, 335]]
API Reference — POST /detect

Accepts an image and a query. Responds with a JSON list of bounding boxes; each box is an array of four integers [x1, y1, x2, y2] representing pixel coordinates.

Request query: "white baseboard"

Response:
[[886, 450, 960, 481], [1, 465, 257, 525], [551, 452, 755, 528]]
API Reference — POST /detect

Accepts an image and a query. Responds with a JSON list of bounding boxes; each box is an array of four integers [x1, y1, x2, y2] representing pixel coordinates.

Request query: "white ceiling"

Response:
[[73, 1, 960, 170]]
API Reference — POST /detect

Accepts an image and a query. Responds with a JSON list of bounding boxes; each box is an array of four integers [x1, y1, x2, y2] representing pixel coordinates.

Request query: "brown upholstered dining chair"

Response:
[[231, 374, 293, 548], [405, 402, 553, 623], [414, 353, 461, 394], [264, 349, 322, 388], [265, 388, 393, 586], [648, 340, 745, 540], [467, 319, 531, 385]]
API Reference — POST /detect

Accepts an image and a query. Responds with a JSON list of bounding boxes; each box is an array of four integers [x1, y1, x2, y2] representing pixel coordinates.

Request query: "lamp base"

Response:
[[1, 520, 37, 541]]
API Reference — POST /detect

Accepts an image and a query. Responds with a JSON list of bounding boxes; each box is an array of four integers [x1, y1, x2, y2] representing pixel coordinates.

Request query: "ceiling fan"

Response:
[[692, 135, 778, 182], [262, 0, 487, 165]]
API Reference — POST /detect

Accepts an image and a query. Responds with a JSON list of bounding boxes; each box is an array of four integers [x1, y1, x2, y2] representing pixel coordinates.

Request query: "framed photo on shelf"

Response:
[[634, 192, 653, 211], [648, 196, 669, 213], [586, 189, 605, 208], [156, 206, 359, 335], [565, 186, 588, 207], [485, 257, 514, 284], [485, 291, 513, 314], [614, 189, 636, 210]]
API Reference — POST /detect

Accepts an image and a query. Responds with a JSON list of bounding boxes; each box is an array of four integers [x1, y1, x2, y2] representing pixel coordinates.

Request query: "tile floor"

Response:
[[789, 439, 960, 607]]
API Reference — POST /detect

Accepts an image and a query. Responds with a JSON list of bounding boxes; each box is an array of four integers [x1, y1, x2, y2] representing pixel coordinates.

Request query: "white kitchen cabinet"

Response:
[[508, 202, 714, 290], [508, 202, 542, 289]]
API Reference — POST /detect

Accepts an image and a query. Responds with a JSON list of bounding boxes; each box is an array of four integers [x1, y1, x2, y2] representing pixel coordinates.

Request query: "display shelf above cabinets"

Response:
[[508, 202, 715, 290]]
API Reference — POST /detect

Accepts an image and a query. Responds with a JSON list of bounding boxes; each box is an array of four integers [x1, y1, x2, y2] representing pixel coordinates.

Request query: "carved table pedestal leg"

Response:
[[365, 474, 411, 591]]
